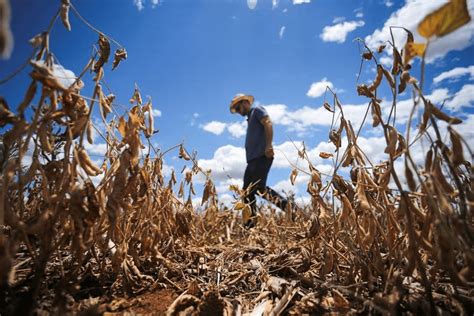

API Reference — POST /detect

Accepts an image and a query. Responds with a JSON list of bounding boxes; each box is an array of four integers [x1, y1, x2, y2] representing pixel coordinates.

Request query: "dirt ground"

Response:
[[106, 289, 178, 315]]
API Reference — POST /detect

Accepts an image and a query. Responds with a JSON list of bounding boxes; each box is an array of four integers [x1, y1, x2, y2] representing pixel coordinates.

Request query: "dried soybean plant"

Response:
[[164, 30, 473, 314], [165, 21, 473, 316], [278, 28, 474, 314], [0, 1, 222, 314], [1, 1, 473, 315]]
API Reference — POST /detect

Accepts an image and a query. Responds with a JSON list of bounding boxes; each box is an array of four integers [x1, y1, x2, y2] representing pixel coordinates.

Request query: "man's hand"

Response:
[[265, 146, 274, 158], [261, 116, 274, 159]]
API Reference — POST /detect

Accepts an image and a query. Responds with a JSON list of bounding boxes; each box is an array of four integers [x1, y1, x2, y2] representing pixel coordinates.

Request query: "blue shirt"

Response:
[[245, 105, 269, 162]]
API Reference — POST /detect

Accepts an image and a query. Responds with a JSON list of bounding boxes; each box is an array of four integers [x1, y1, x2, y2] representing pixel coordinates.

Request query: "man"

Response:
[[230, 94, 290, 227]]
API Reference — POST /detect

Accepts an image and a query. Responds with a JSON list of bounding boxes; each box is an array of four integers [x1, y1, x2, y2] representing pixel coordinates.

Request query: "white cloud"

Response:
[[446, 84, 474, 111], [433, 65, 474, 84], [270, 105, 330, 131], [265, 104, 292, 124], [353, 136, 391, 164], [247, 0, 258, 10], [365, 0, 474, 63], [151, 109, 162, 117], [201, 121, 227, 135], [264, 101, 370, 134], [217, 193, 236, 208], [198, 145, 246, 183], [422, 87, 451, 104], [191, 113, 199, 126], [216, 178, 242, 194], [134, 0, 144, 11], [52, 64, 77, 87], [84, 142, 108, 156], [379, 56, 393, 67], [320, 20, 365, 43], [272, 0, 279, 9], [227, 121, 247, 138], [200, 120, 247, 138], [274, 179, 299, 195], [333, 17, 346, 24], [383, 0, 394, 7], [293, 0, 310, 4], [306, 78, 334, 98], [279, 26, 286, 39], [273, 141, 306, 169], [354, 7, 364, 18], [134, 0, 160, 11]]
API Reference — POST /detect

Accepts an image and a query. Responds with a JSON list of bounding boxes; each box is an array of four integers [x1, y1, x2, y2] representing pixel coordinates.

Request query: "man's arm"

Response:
[[261, 116, 274, 158]]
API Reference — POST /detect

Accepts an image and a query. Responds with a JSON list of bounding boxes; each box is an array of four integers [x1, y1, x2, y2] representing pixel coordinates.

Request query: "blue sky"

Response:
[[1, 0, 473, 207]]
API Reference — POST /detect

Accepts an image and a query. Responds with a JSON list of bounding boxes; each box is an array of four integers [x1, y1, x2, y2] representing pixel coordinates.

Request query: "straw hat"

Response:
[[229, 94, 254, 113]]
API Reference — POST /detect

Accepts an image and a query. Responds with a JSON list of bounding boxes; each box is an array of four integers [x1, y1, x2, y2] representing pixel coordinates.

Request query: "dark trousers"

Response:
[[243, 156, 287, 215]]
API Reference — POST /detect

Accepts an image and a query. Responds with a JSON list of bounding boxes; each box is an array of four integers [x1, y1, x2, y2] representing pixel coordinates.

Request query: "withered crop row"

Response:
[[0, 1, 472, 315]]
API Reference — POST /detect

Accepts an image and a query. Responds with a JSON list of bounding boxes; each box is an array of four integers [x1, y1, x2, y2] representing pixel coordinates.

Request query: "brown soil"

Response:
[[118, 289, 177, 315]]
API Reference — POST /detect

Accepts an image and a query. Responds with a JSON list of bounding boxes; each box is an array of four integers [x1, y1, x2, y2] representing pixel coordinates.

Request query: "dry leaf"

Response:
[[403, 42, 426, 65], [391, 47, 402, 75], [178, 181, 184, 198], [242, 205, 252, 224], [384, 126, 398, 156], [332, 290, 350, 310], [418, 0, 471, 38], [144, 102, 154, 138], [118, 116, 126, 138], [77, 147, 101, 176], [394, 133, 407, 159], [319, 152, 333, 159], [129, 87, 142, 105], [178, 145, 191, 160], [323, 102, 333, 112], [339, 193, 353, 222], [112, 48, 127, 70], [433, 157, 455, 194], [311, 169, 322, 190], [0, 0, 13, 59], [405, 160, 417, 192], [362, 51, 373, 60], [321, 248, 334, 275], [234, 201, 245, 210], [425, 148, 433, 172], [290, 168, 298, 185], [329, 129, 341, 148], [371, 101, 382, 127], [430, 101, 462, 124], [201, 179, 214, 205], [368, 65, 383, 92], [448, 126, 465, 166], [93, 34, 110, 73], [60, 2, 71, 31], [29, 32, 44, 48], [382, 67, 395, 90], [357, 84, 376, 99]]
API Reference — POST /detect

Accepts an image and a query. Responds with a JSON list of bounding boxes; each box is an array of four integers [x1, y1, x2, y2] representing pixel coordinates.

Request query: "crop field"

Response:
[[0, 0, 473, 315]]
